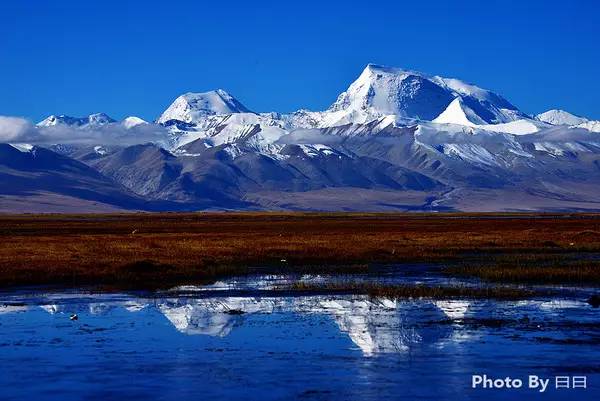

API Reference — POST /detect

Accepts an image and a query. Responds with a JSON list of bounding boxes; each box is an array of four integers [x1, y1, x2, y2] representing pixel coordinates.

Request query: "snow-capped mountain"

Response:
[[534, 110, 600, 133], [576, 120, 600, 132], [308, 64, 527, 127], [37, 113, 149, 131], [536, 109, 589, 126], [122, 116, 148, 129], [157, 89, 252, 124], [38, 112, 116, 127], [3, 64, 600, 212], [433, 98, 483, 126], [155, 64, 530, 135]]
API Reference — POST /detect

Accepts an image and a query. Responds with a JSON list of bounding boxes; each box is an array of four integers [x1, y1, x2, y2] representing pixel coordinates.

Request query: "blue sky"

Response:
[[1, 0, 598, 121]]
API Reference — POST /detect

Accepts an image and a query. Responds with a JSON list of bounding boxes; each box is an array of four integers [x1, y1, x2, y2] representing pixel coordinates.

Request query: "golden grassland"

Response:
[[0, 212, 600, 288]]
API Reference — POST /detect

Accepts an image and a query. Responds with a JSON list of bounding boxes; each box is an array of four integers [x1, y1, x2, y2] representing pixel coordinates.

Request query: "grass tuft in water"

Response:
[[285, 281, 537, 300], [446, 258, 600, 285]]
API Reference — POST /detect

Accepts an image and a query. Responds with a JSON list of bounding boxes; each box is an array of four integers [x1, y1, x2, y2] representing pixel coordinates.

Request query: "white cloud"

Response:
[[0, 116, 171, 147], [0, 116, 39, 142]]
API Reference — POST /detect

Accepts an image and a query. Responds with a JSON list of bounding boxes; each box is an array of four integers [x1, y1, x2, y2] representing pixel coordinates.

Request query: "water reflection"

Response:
[[158, 298, 276, 336], [298, 298, 449, 355], [1, 288, 599, 401], [140, 296, 455, 355], [0, 303, 28, 314], [433, 300, 471, 320], [1, 291, 597, 358]]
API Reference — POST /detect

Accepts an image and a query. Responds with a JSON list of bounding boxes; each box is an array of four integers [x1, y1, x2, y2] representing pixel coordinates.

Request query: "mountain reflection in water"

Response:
[[1, 282, 599, 401], [0, 291, 594, 357]]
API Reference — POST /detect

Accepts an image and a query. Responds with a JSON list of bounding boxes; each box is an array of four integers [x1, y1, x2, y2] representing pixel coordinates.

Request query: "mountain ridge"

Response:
[[3, 64, 600, 212]]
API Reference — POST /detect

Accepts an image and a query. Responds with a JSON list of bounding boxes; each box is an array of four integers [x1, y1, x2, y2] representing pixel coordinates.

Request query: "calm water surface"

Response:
[[0, 272, 598, 400]]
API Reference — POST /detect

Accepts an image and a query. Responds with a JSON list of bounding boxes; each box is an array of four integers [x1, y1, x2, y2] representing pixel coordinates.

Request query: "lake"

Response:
[[0, 272, 598, 400]]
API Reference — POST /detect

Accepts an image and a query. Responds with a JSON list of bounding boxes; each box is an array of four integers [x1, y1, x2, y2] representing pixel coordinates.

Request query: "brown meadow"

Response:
[[0, 212, 600, 289]]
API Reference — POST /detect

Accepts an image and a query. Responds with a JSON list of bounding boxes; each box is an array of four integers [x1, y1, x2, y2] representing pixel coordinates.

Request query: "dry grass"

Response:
[[447, 258, 600, 284], [1, 212, 600, 288], [286, 281, 537, 299]]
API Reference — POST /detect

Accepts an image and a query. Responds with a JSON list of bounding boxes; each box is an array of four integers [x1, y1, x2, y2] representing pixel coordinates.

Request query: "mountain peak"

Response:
[[122, 116, 148, 129], [535, 109, 588, 126], [87, 113, 116, 125], [328, 64, 438, 116], [37, 113, 115, 127], [325, 64, 525, 126], [362, 63, 422, 77], [157, 90, 252, 124], [433, 97, 482, 126]]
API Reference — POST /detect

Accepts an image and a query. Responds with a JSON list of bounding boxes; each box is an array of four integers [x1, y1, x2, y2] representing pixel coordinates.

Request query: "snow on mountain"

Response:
[[93, 145, 109, 155], [6, 63, 600, 212], [535, 109, 600, 136], [122, 116, 148, 129], [152, 64, 538, 151], [37, 115, 77, 127], [318, 64, 453, 126], [313, 64, 526, 128], [87, 113, 116, 126], [295, 144, 341, 158], [536, 109, 588, 126], [576, 120, 600, 132], [433, 98, 483, 126], [37, 113, 116, 127], [432, 98, 547, 135], [438, 142, 503, 167], [157, 89, 252, 124], [9, 143, 34, 153], [38, 113, 151, 130], [477, 119, 547, 135], [165, 112, 289, 161], [414, 123, 533, 168], [36, 113, 148, 129]]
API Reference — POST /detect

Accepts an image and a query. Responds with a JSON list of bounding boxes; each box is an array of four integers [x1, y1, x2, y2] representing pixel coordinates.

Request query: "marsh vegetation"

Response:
[[0, 212, 599, 292]]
